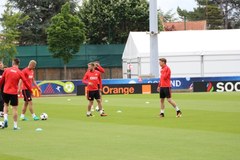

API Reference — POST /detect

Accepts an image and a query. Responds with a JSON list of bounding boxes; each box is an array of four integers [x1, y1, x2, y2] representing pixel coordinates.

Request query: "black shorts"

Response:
[[160, 87, 171, 98], [22, 90, 32, 102], [87, 90, 100, 101], [2, 93, 18, 106]]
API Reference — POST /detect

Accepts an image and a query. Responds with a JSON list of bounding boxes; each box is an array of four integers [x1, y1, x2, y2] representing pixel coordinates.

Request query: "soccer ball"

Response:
[[0, 121, 4, 129], [40, 113, 48, 120]]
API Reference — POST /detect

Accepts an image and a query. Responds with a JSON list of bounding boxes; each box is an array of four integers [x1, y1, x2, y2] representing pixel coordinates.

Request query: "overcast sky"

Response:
[[0, 0, 197, 30]]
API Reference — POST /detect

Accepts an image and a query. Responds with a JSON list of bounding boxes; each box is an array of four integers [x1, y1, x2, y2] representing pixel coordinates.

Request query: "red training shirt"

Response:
[[95, 65, 104, 87], [0, 66, 32, 95], [22, 67, 34, 90], [82, 70, 102, 91], [158, 65, 171, 87], [95, 65, 105, 73]]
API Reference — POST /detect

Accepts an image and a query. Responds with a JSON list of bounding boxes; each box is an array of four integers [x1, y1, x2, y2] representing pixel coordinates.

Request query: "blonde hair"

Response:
[[29, 60, 37, 65]]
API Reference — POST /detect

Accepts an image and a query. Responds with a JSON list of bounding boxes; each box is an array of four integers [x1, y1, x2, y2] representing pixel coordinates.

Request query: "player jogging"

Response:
[[157, 58, 182, 118], [19, 60, 41, 121], [83, 62, 107, 117], [0, 58, 32, 130]]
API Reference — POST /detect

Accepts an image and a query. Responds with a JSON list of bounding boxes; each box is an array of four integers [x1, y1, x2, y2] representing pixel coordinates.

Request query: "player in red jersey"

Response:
[[157, 58, 182, 118], [91, 61, 105, 111], [19, 60, 41, 121], [83, 62, 107, 117], [0, 58, 32, 130]]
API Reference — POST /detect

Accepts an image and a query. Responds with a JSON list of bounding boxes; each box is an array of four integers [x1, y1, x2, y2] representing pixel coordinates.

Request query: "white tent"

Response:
[[122, 30, 240, 78]]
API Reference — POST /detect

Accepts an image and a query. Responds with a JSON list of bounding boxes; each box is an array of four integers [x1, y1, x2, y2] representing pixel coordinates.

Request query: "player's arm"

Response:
[[157, 80, 161, 92], [33, 78, 42, 93], [18, 79, 23, 94], [96, 64, 105, 73], [98, 73, 103, 91], [82, 72, 93, 86]]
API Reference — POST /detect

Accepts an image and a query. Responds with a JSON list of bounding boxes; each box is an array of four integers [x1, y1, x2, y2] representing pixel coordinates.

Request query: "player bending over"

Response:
[[83, 63, 107, 117], [157, 58, 182, 118]]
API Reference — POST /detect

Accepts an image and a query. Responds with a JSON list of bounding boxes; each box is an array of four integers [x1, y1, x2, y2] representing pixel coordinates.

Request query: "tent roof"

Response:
[[122, 29, 240, 59]]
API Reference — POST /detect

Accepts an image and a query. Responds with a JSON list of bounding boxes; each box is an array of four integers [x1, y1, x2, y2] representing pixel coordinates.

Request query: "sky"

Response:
[[0, 0, 197, 30]]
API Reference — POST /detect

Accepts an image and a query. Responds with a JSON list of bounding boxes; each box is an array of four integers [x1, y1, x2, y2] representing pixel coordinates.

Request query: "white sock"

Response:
[[4, 114, 8, 121], [87, 111, 91, 115], [14, 121, 17, 128], [21, 114, 25, 118], [100, 110, 104, 114], [175, 106, 180, 111], [160, 109, 164, 114], [32, 113, 36, 118]]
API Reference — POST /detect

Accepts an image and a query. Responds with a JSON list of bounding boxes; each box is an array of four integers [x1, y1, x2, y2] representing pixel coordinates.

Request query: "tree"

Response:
[[0, 4, 28, 64], [47, 2, 85, 80], [79, 0, 149, 44], [178, 0, 240, 29], [177, 4, 223, 29], [158, 9, 178, 31], [198, 0, 240, 29], [8, 0, 78, 45]]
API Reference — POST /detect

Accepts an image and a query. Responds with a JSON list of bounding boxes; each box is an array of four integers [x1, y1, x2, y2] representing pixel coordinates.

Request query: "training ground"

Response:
[[1, 92, 240, 160]]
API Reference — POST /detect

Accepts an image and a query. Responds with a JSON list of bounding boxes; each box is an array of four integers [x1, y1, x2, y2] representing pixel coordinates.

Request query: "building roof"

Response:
[[163, 20, 207, 31]]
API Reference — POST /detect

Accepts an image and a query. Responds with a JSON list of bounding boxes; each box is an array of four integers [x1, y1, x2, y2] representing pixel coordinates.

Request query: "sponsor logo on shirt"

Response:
[[90, 77, 98, 80], [10, 69, 17, 73]]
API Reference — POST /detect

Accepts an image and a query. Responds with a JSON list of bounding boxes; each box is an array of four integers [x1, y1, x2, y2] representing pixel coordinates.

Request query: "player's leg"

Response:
[[28, 101, 40, 120], [26, 89, 39, 120], [86, 91, 94, 117], [166, 88, 182, 117], [87, 100, 94, 117], [21, 101, 28, 120], [0, 94, 4, 117], [12, 105, 20, 130], [95, 91, 107, 116], [20, 90, 29, 121], [96, 99, 107, 116], [10, 94, 20, 130], [159, 88, 166, 117], [3, 103, 9, 127], [160, 98, 165, 117], [2, 93, 10, 127]]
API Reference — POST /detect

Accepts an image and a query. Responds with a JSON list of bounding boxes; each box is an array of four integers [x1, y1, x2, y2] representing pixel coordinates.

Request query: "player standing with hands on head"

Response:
[[157, 58, 182, 118], [19, 60, 41, 121], [83, 62, 107, 117], [0, 58, 32, 130], [93, 61, 105, 111]]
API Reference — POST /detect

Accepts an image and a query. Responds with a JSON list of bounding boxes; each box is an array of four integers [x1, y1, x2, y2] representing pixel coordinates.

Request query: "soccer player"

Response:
[[0, 61, 4, 117], [19, 60, 41, 121], [0, 58, 32, 130], [92, 61, 105, 111], [157, 58, 182, 118], [83, 62, 107, 117]]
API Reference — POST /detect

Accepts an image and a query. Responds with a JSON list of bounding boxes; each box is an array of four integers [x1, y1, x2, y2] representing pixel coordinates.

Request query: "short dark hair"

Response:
[[13, 58, 20, 65], [159, 58, 167, 64]]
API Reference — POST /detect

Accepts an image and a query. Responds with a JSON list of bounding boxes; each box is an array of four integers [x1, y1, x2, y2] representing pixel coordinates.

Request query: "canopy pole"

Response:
[[149, 0, 159, 77]]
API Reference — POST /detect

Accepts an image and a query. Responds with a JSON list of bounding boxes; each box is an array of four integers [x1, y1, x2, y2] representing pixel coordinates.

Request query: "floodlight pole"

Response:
[[149, 0, 159, 78]]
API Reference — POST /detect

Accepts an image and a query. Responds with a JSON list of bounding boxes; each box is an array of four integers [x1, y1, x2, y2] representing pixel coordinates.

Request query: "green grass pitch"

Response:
[[0, 92, 240, 160]]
